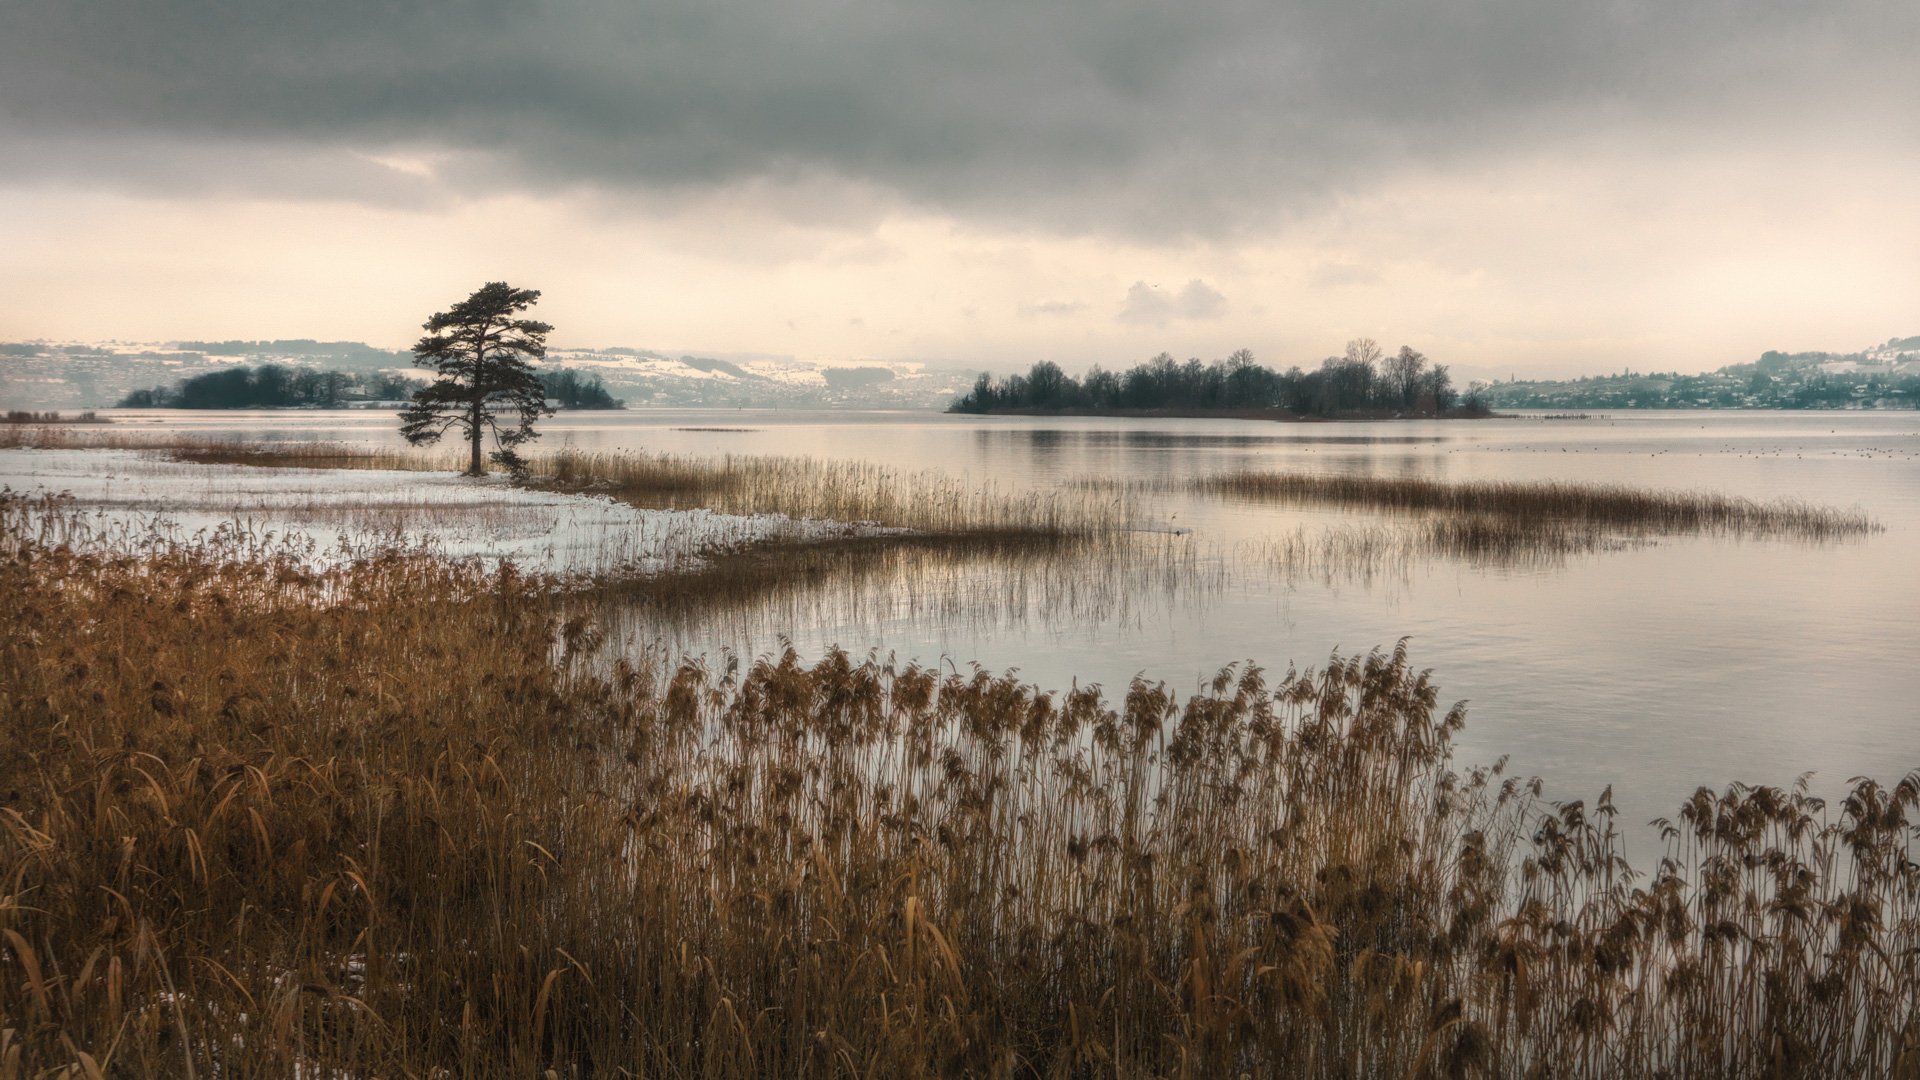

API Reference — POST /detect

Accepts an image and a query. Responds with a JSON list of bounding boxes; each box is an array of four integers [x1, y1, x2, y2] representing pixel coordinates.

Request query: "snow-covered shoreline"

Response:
[[0, 448, 890, 578]]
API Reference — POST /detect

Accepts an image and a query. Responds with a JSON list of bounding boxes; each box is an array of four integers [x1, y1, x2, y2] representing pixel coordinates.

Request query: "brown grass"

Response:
[[1192, 470, 1878, 539], [3, 495, 1917, 1077]]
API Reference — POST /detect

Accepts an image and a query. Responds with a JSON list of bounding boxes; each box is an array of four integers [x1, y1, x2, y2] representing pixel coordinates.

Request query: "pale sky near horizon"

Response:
[[3, 0, 1917, 381]]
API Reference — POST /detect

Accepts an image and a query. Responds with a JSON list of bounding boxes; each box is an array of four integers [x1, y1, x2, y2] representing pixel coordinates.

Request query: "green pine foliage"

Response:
[[399, 282, 555, 475]]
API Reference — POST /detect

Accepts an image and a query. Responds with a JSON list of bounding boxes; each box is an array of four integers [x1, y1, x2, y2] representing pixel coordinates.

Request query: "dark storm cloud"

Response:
[[3, 0, 1914, 234]]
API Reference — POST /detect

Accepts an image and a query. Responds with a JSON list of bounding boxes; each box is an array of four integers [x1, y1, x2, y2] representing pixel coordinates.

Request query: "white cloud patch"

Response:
[[1019, 299, 1087, 317], [1117, 280, 1228, 326]]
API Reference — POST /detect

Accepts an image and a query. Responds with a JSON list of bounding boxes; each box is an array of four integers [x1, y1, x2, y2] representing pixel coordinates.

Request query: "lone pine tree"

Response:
[[399, 282, 554, 475]]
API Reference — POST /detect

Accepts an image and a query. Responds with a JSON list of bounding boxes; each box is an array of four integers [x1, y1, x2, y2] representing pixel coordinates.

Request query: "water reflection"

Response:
[[574, 504, 1690, 674], [580, 532, 1227, 663], [969, 428, 1462, 448]]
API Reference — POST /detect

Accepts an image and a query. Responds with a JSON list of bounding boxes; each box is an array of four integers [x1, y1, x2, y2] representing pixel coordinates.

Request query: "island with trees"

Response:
[[950, 340, 1487, 419]]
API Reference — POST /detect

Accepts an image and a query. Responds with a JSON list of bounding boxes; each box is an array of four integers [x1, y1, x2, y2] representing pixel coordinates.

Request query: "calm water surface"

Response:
[[109, 408, 1920, 841]]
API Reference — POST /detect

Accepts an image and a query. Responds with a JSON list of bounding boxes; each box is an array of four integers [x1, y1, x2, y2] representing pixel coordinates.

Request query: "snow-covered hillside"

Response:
[[0, 339, 976, 410]]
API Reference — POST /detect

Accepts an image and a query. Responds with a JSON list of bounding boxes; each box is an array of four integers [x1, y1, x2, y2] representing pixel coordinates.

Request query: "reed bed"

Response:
[[2, 429, 1128, 540], [3, 498, 1917, 1078], [1191, 471, 1878, 539], [534, 447, 1124, 537], [169, 441, 456, 472]]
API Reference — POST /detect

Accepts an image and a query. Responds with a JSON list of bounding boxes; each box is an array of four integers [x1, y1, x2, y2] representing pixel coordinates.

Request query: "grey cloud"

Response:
[[1, 0, 1916, 235], [1118, 280, 1228, 326], [0, 131, 455, 209]]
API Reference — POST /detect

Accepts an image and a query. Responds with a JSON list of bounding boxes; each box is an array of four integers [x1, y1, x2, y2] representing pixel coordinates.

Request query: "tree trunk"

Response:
[[468, 323, 489, 475], [469, 397, 484, 475]]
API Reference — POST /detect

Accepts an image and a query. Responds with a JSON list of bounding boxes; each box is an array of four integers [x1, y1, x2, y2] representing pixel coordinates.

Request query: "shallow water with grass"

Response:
[[21, 407, 1920, 854]]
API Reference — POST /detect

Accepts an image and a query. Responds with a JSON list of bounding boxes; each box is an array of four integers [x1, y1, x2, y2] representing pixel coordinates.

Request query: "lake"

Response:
[[75, 407, 1920, 846]]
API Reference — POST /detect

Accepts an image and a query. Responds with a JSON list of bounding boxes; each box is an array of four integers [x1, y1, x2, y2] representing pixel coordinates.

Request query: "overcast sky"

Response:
[[3, 0, 1916, 378]]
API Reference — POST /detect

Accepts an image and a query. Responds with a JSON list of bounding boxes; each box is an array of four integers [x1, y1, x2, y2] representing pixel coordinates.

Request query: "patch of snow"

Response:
[[739, 360, 829, 386], [551, 352, 743, 381], [0, 448, 887, 579]]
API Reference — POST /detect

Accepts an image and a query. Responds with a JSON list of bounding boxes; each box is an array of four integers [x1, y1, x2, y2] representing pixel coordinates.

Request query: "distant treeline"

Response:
[[119, 364, 625, 410], [537, 368, 625, 410], [118, 365, 425, 408], [951, 341, 1476, 417], [4, 410, 105, 424], [1477, 353, 1920, 410]]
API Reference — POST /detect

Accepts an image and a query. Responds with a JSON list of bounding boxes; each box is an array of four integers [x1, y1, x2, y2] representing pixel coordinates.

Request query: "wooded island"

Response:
[[951, 340, 1488, 418]]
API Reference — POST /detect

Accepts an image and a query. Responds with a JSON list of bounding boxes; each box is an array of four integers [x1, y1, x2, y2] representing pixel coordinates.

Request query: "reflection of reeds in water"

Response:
[[4, 514, 1916, 1077], [578, 530, 1220, 654], [1196, 470, 1878, 539], [1248, 516, 1625, 588], [1423, 511, 1611, 558]]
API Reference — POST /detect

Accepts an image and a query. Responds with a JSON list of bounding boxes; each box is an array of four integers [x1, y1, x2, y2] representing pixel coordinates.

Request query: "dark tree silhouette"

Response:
[[537, 368, 624, 409], [399, 282, 554, 475], [950, 341, 1459, 416], [116, 364, 423, 408]]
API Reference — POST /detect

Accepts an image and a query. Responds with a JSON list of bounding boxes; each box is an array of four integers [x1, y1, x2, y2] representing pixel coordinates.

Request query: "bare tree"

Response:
[[1344, 337, 1384, 369], [1383, 345, 1428, 409]]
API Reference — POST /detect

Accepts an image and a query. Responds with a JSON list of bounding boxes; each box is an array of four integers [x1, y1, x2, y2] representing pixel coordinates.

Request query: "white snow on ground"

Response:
[[0, 448, 888, 578], [739, 360, 829, 386], [554, 354, 741, 380]]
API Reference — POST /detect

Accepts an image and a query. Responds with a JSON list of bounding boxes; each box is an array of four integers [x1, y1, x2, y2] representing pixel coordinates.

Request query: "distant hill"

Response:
[[1473, 337, 1920, 410], [0, 339, 973, 410]]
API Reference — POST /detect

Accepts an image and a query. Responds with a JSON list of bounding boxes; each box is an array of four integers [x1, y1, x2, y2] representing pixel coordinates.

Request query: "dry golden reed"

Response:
[[532, 446, 1121, 537], [2, 495, 1916, 1078]]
